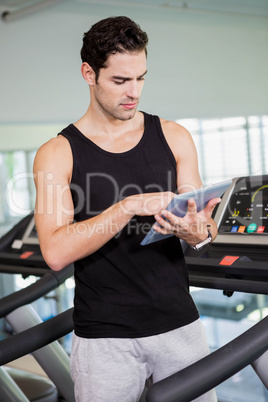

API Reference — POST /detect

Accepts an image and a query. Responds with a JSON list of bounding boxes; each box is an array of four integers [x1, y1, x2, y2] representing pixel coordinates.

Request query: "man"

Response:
[[34, 16, 219, 401]]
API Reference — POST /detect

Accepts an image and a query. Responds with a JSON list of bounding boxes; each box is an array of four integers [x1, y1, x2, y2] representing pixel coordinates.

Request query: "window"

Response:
[[177, 115, 268, 185], [0, 150, 36, 234]]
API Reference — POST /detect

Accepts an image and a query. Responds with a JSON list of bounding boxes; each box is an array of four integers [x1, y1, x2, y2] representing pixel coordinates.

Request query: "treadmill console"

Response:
[[185, 175, 268, 294], [214, 175, 268, 246]]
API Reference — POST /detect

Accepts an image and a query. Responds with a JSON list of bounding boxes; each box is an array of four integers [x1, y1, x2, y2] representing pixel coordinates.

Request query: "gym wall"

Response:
[[0, 1, 267, 150]]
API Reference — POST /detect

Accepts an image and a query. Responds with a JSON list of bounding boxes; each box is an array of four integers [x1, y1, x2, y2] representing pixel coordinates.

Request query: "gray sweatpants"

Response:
[[70, 318, 217, 402]]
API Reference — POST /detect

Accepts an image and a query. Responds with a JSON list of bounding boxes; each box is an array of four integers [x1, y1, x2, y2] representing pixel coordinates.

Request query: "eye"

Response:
[[114, 80, 125, 85]]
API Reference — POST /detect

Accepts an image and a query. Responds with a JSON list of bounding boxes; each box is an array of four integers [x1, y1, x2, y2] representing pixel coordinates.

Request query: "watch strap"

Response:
[[191, 228, 212, 251]]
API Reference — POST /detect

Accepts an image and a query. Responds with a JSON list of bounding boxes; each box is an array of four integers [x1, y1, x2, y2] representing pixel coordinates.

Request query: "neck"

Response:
[[75, 106, 142, 137]]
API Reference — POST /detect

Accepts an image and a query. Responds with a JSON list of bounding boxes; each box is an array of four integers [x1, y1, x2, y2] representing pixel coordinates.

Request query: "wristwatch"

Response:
[[191, 228, 212, 251]]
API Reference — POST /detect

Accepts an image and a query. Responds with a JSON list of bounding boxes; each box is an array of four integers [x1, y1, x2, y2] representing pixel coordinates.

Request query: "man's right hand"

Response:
[[123, 191, 176, 217]]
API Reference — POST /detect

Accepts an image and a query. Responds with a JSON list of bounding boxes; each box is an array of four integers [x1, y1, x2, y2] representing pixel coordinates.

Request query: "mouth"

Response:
[[120, 103, 137, 110]]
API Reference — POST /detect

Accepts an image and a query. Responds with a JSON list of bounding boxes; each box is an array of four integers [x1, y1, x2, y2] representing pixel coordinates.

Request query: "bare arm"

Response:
[[34, 136, 175, 271], [154, 120, 220, 245]]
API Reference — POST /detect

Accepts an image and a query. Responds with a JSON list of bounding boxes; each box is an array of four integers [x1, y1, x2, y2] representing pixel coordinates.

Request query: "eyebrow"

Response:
[[112, 70, 148, 81]]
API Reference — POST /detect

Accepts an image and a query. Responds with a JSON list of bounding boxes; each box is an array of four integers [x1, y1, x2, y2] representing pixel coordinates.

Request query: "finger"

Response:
[[153, 220, 172, 235], [158, 210, 184, 227], [187, 198, 197, 215], [204, 197, 221, 217], [154, 213, 174, 232], [153, 225, 172, 235]]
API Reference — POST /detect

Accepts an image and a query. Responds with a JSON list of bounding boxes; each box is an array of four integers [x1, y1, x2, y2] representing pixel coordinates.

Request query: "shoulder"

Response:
[[159, 118, 197, 162], [33, 135, 73, 182], [34, 135, 72, 164], [160, 118, 192, 140]]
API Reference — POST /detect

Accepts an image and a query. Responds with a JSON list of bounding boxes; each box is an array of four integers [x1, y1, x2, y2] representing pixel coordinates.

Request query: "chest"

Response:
[[72, 147, 177, 218]]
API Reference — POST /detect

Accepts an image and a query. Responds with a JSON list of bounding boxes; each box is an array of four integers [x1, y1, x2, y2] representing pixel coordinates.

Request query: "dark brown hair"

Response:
[[81, 16, 148, 82]]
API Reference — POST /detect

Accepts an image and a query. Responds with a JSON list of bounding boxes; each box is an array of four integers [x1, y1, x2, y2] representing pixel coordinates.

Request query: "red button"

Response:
[[220, 255, 239, 266], [20, 251, 34, 259]]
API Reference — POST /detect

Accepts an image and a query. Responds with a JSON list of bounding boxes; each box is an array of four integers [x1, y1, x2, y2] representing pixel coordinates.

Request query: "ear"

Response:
[[81, 62, 96, 85]]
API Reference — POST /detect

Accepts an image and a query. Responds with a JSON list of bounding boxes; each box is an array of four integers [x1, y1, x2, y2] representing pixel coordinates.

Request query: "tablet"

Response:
[[140, 179, 232, 246]]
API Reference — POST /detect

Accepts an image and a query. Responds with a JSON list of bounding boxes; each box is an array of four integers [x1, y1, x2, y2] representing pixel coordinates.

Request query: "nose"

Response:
[[126, 81, 141, 100]]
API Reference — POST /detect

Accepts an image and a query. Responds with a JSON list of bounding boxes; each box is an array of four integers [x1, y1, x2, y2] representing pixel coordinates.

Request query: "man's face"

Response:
[[92, 50, 147, 121]]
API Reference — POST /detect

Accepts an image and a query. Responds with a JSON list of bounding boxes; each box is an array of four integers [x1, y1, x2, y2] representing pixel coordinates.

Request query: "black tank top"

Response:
[[59, 112, 199, 338]]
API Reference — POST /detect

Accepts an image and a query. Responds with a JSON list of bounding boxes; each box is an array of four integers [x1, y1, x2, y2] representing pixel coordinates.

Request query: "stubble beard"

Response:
[[100, 100, 138, 121], [95, 91, 139, 121]]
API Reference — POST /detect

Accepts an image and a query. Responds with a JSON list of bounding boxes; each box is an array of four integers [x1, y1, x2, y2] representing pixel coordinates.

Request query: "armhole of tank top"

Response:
[[58, 132, 77, 186], [154, 116, 177, 172]]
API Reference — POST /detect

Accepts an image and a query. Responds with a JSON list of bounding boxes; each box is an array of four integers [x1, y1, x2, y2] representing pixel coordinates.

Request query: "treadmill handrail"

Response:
[[146, 315, 268, 402], [189, 273, 268, 295], [0, 264, 74, 318], [0, 307, 74, 366]]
